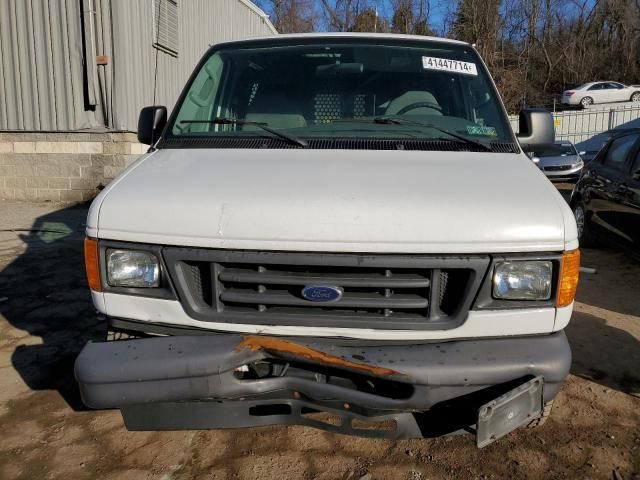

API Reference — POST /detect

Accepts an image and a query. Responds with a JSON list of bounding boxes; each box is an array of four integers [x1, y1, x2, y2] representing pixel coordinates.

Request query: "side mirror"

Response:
[[137, 106, 167, 145], [516, 108, 555, 151]]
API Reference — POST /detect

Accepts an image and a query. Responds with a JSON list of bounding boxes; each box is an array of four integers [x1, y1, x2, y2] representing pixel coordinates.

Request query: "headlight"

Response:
[[493, 261, 552, 300], [107, 249, 160, 287]]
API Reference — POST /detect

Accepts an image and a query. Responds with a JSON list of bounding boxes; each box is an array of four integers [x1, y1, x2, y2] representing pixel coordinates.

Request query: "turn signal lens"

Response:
[[557, 249, 580, 307], [84, 237, 102, 292]]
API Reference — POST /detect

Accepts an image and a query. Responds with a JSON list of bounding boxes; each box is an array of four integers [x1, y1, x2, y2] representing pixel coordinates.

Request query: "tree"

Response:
[[390, 0, 433, 35], [450, 0, 501, 69], [258, 0, 317, 33], [350, 8, 380, 32]]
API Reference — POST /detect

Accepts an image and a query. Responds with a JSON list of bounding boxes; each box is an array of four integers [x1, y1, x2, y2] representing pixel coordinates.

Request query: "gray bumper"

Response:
[[75, 331, 571, 439]]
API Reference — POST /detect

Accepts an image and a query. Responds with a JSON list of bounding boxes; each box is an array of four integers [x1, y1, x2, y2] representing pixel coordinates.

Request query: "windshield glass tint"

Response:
[[535, 144, 577, 157], [169, 40, 513, 145]]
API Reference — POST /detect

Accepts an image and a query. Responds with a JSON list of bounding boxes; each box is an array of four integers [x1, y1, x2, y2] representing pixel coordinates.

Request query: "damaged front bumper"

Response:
[[75, 331, 571, 446]]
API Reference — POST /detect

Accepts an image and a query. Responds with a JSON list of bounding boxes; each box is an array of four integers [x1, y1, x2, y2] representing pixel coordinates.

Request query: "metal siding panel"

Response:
[[32, 1, 57, 127], [23, 0, 40, 129], [110, 0, 156, 130], [49, 0, 73, 129], [0, 1, 18, 127], [9, 0, 26, 128]]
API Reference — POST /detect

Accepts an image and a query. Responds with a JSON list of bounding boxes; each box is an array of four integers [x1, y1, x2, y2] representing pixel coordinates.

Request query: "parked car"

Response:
[[561, 82, 640, 108], [571, 129, 640, 256], [576, 125, 640, 163], [531, 141, 584, 182], [74, 33, 579, 448]]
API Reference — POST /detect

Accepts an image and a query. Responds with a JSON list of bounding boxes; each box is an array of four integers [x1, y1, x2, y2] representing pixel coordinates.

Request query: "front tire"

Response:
[[580, 96, 594, 108], [631, 92, 640, 102], [573, 200, 598, 247]]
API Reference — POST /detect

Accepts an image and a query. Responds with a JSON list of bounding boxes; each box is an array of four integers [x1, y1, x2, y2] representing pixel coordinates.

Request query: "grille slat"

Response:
[[219, 268, 430, 288], [220, 289, 429, 309]]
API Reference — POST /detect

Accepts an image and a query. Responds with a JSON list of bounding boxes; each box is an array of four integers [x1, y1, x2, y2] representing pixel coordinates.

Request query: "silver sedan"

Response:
[[531, 141, 584, 182]]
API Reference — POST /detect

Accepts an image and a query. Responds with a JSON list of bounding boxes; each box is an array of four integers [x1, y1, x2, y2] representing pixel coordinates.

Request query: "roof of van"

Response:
[[213, 32, 471, 48]]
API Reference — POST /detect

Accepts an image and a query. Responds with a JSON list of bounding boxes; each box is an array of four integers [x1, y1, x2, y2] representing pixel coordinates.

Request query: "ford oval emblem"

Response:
[[301, 285, 343, 302]]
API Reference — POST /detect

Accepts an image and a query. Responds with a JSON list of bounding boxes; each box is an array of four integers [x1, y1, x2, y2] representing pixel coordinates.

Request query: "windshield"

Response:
[[534, 144, 577, 157], [168, 39, 514, 149]]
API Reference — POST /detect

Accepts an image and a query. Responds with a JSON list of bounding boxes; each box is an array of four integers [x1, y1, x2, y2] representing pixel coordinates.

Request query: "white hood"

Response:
[[88, 148, 578, 253]]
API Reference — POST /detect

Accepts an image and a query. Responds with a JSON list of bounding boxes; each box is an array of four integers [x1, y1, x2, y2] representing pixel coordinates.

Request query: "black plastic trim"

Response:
[[98, 240, 177, 300], [162, 247, 490, 330], [159, 136, 519, 153]]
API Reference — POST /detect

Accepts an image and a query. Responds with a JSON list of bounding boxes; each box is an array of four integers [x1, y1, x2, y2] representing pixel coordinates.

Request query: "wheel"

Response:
[[527, 400, 554, 428], [631, 91, 640, 102], [580, 96, 593, 108], [573, 199, 599, 247]]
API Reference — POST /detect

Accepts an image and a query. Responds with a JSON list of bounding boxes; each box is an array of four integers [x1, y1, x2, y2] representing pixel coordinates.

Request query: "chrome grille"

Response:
[[163, 249, 490, 330]]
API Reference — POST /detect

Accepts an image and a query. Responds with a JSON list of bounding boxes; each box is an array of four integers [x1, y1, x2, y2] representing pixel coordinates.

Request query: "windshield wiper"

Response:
[[178, 118, 308, 148], [372, 117, 492, 152]]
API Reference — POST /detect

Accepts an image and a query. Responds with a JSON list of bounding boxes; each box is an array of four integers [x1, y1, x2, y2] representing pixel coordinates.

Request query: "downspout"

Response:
[[82, 0, 101, 116]]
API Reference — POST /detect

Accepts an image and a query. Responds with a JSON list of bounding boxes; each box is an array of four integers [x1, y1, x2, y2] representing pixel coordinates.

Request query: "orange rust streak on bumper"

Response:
[[235, 336, 400, 377]]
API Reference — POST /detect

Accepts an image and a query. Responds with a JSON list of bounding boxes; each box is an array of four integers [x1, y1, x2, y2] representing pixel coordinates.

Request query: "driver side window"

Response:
[[603, 135, 637, 171]]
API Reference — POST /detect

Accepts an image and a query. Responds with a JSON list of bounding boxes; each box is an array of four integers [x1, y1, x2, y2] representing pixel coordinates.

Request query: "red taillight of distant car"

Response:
[[566, 91, 574, 97]]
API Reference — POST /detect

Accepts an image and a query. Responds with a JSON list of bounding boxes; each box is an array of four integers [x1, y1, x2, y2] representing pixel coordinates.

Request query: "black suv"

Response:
[[571, 129, 640, 256]]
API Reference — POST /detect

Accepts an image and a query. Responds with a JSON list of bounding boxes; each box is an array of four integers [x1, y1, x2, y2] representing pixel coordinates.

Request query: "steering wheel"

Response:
[[396, 102, 443, 115]]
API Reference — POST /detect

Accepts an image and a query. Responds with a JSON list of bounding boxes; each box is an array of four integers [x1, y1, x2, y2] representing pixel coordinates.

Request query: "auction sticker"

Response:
[[422, 56, 478, 76]]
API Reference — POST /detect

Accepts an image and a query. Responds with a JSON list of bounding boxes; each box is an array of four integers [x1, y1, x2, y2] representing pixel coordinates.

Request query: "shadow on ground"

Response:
[[0, 203, 103, 410], [566, 248, 640, 396], [567, 311, 640, 396]]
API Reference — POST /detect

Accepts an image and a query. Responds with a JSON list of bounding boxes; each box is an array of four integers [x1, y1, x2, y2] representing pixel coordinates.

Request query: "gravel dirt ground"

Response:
[[0, 198, 639, 480]]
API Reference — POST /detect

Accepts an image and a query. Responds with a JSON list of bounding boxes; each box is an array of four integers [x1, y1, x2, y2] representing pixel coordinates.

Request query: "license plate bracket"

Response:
[[476, 376, 544, 448]]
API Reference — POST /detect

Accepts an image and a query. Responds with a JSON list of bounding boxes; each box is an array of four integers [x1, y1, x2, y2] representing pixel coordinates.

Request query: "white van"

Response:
[[75, 33, 579, 448]]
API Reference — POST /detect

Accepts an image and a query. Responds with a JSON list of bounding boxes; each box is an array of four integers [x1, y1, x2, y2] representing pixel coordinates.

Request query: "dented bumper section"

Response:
[[75, 332, 571, 444]]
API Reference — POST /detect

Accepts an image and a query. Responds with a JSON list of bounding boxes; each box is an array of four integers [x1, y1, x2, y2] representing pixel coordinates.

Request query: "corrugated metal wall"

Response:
[[0, 0, 103, 130], [0, 0, 276, 131]]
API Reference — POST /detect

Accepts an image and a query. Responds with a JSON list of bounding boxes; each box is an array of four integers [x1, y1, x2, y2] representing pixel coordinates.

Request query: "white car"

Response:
[[561, 81, 640, 107], [74, 33, 579, 448]]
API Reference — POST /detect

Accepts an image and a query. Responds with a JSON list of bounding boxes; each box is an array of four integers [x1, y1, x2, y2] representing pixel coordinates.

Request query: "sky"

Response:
[[255, 0, 451, 34], [255, 0, 602, 37]]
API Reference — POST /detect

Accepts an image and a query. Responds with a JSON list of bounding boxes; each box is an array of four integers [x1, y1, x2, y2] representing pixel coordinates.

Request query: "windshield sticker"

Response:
[[422, 56, 478, 76], [466, 125, 497, 137]]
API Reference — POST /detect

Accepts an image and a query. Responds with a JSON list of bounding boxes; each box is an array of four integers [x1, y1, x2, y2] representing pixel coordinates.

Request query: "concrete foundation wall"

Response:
[[0, 132, 146, 203]]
